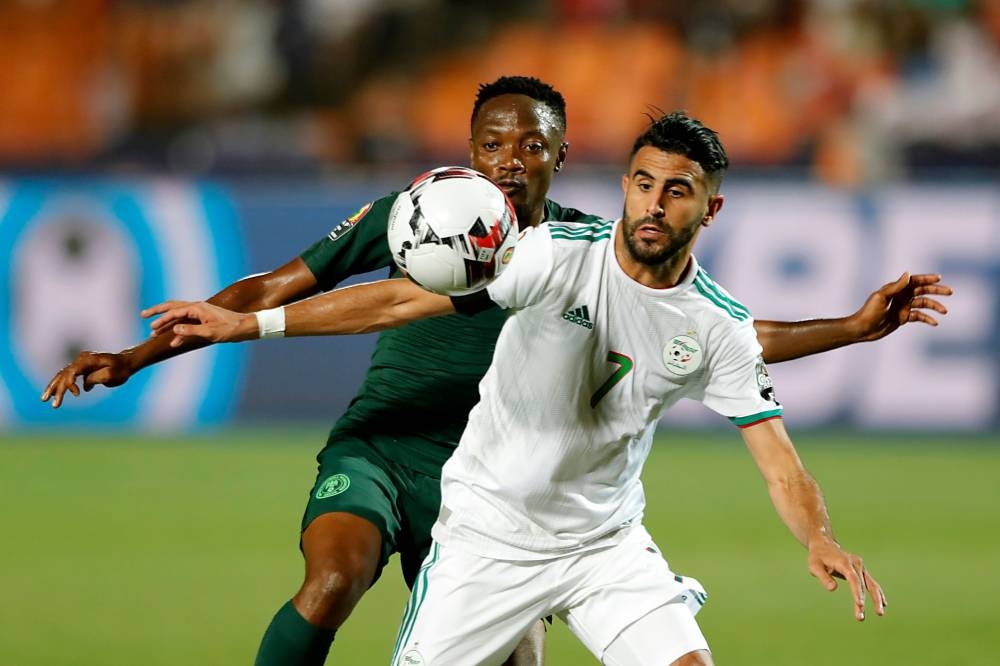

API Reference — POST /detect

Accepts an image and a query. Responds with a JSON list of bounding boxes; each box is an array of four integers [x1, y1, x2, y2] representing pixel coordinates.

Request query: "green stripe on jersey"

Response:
[[391, 542, 439, 664], [729, 408, 783, 427], [549, 219, 614, 242], [693, 271, 750, 321], [548, 219, 613, 233], [696, 270, 750, 317], [550, 232, 613, 242], [549, 224, 612, 233]]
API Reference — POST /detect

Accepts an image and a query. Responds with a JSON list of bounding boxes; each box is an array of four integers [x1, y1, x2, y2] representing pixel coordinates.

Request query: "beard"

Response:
[[621, 213, 698, 266]]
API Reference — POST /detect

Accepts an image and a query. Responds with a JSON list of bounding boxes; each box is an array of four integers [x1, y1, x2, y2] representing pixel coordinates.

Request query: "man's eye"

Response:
[[524, 143, 543, 152], [638, 183, 653, 191], [483, 142, 498, 150]]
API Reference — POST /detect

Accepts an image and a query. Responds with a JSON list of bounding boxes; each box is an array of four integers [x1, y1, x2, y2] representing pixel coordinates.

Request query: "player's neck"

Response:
[[515, 202, 545, 230]]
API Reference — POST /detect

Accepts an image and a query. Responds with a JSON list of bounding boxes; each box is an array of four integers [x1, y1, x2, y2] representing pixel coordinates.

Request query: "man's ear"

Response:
[[621, 173, 629, 196], [702, 194, 724, 227]]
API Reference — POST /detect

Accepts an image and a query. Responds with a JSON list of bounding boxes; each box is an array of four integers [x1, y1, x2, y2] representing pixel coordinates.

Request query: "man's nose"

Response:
[[500, 149, 525, 172]]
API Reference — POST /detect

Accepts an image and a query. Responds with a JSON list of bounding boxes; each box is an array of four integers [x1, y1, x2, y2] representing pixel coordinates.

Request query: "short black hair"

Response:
[[630, 112, 729, 185], [471, 76, 567, 133]]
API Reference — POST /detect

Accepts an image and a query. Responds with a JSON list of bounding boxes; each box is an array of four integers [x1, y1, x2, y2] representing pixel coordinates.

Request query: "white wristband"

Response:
[[256, 307, 286, 339]]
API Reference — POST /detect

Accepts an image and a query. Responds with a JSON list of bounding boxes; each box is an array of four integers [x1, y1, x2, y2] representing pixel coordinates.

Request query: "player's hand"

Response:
[[40, 351, 133, 408], [850, 272, 952, 342], [142, 300, 257, 346], [807, 538, 887, 621]]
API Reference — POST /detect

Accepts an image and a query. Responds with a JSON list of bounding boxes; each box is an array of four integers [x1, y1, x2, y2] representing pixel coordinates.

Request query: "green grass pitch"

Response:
[[1, 429, 998, 665]]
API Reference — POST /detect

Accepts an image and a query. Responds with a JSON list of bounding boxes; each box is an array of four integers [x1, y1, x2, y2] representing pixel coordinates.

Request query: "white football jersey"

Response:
[[433, 219, 782, 560]]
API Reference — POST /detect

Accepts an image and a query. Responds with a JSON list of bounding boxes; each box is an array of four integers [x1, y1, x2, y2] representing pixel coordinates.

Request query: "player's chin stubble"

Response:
[[622, 216, 695, 266]]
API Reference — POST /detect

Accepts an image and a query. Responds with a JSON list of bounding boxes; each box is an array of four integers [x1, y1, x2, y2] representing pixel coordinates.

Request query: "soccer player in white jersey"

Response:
[[146, 112, 888, 665]]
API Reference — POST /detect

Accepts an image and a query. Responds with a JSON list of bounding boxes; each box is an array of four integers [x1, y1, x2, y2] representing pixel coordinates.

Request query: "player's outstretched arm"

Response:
[[740, 418, 887, 621], [144, 278, 455, 346], [755, 272, 952, 364], [40, 258, 320, 407]]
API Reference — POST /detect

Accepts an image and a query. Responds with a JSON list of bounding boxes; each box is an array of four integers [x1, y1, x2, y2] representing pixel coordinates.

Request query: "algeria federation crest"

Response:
[[663, 335, 703, 376]]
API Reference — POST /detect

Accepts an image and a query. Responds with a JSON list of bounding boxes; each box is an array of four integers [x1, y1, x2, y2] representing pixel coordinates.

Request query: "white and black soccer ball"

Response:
[[387, 166, 518, 296]]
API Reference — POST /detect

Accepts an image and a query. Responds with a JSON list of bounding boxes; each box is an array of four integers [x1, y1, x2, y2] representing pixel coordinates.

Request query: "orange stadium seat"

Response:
[[0, 0, 111, 162]]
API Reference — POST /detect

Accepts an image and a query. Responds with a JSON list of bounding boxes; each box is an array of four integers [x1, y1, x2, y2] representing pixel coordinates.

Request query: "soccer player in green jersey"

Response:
[[42, 76, 950, 666]]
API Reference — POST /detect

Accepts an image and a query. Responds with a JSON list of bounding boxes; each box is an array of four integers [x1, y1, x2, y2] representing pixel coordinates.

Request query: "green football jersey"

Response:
[[300, 195, 604, 475]]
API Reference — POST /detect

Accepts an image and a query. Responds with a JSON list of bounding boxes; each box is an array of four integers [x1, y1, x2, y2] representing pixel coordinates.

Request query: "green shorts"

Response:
[[302, 435, 442, 589]]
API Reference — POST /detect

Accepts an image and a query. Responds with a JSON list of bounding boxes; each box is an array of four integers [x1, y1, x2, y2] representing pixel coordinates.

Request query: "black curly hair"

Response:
[[470, 76, 567, 133]]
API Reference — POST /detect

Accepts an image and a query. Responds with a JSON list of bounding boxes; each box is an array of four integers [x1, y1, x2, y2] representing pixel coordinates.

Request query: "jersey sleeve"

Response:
[[701, 319, 784, 428], [298, 194, 399, 290], [544, 199, 607, 225], [485, 224, 555, 310]]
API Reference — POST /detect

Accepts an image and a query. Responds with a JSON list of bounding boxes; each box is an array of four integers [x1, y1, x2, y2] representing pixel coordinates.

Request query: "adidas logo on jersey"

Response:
[[562, 305, 593, 329]]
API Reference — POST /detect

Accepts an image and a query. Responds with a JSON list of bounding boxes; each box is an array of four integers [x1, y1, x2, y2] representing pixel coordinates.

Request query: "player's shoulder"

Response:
[[682, 266, 761, 366], [349, 191, 400, 228], [314, 192, 398, 245], [298, 191, 400, 283], [533, 218, 614, 278], [686, 266, 754, 329], [544, 216, 615, 245], [544, 199, 607, 226]]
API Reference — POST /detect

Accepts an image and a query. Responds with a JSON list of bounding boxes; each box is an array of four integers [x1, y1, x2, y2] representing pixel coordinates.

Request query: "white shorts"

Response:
[[391, 524, 709, 666]]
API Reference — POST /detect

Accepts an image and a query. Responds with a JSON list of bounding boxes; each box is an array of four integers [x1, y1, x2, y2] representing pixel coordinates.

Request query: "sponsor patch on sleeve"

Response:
[[755, 355, 777, 403], [327, 202, 372, 241]]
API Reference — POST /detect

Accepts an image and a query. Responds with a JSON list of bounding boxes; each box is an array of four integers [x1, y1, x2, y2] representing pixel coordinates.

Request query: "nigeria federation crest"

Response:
[[663, 334, 703, 376], [315, 474, 351, 499]]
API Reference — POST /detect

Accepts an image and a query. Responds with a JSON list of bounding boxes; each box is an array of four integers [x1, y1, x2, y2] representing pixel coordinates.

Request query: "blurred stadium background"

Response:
[[1, 1, 998, 664]]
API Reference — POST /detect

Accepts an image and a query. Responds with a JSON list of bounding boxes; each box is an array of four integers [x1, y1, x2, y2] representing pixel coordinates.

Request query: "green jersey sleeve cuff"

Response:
[[729, 408, 783, 428]]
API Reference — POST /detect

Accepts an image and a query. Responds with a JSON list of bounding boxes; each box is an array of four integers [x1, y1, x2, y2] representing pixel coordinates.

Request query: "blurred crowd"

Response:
[[1, 0, 998, 184]]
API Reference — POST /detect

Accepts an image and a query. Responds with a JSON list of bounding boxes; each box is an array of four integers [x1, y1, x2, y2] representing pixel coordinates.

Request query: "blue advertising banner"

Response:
[[0, 179, 246, 428], [2, 175, 997, 432]]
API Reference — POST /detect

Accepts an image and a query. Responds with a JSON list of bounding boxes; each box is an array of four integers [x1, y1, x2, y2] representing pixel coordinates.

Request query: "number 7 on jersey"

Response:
[[590, 351, 634, 407]]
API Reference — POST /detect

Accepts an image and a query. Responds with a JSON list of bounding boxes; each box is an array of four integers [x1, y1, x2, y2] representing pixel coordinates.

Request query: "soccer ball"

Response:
[[387, 166, 518, 296]]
